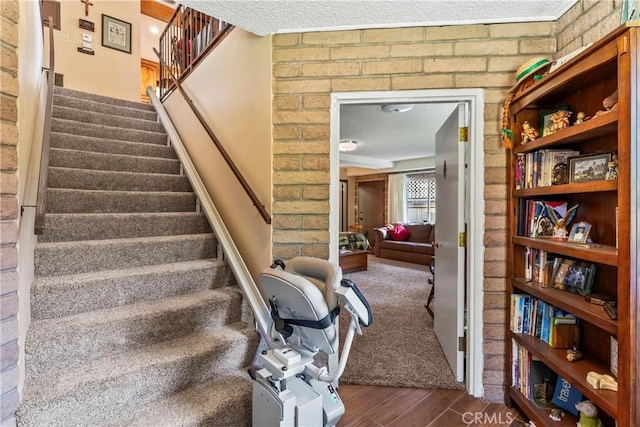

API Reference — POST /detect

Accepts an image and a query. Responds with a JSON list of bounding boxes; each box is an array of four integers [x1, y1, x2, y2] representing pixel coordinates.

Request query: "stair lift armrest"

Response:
[[336, 279, 372, 328]]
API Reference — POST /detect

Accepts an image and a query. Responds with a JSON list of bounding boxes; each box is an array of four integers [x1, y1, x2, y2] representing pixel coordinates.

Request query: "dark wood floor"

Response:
[[337, 385, 527, 427]]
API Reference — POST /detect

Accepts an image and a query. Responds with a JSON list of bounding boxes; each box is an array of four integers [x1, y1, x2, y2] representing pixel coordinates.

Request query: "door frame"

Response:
[[329, 89, 485, 397]]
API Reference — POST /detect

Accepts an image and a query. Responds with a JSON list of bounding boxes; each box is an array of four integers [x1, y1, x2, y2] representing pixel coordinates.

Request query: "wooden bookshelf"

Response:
[[508, 387, 577, 427], [506, 23, 639, 427], [511, 278, 617, 335]]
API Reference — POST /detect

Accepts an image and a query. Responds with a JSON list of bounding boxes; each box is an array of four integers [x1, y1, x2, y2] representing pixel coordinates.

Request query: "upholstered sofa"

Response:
[[373, 223, 435, 265]]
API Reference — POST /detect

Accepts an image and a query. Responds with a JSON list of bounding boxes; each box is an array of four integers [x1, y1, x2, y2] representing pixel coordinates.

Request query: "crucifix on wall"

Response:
[[80, 0, 93, 16]]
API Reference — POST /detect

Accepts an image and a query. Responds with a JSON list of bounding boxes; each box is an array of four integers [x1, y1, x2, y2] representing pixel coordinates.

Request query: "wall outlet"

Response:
[[60, 34, 70, 42]]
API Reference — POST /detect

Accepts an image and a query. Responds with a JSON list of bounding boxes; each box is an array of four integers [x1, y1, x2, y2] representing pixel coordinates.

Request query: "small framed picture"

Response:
[[568, 153, 611, 183], [102, 14, 131, 54], [550, 257, 595, 295], [568, 221, 591, 244], [540, 107, 571, 136]]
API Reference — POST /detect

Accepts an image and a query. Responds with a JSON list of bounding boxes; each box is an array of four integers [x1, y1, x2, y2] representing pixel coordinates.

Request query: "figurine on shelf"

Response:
[[575, 401, 603, 427], [574, 111, 586, 125], [521, 120, 539, 144], [546, 202, 580, 241], [551, 110, 572, 131], [549, 408, 564, 422], [566, 346, 583, 362], [605, 152, 618, 180], [603, 89, 618, 110]]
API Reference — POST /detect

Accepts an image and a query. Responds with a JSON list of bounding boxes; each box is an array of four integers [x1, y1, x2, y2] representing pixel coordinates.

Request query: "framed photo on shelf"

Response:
[[568, 221, 591, 244], [551, 257, 595, 295], [568, 153, 611, 183], [540, 106, 571, 136], [101, 15, 131, 54]]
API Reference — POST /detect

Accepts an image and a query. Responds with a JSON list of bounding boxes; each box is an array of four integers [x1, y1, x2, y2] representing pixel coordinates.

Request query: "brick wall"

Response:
[[556, 1, 624, 58], [272, 21, 557, 401], [0, 1, 20, 425]]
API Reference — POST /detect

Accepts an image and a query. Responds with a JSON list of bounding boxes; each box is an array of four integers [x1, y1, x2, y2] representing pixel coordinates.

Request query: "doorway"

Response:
[[357, 180, 385, 245], [329, 89, 485, 396]]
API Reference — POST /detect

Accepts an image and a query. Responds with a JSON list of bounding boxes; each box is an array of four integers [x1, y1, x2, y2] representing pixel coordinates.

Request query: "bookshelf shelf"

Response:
[[507, 23, 639, 426], [512, 237, 618, 266], [508, 387, 577, 427], [512, 278, 617, 335], [513, 110, 618, 155], [514, 179, 617, 197], [511, 333, 617, 418]]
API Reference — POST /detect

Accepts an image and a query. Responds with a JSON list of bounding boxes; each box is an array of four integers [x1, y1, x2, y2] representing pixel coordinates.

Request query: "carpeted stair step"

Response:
[[18, 324, 258, 427], [53, 93, 158, 121], [49, 147, 180, 174], [106, 371, 253, 427], [53, 105, 165, 133], [50, 132, 177, 159], [34, 233, 216, 277], [40, 212, 211, 242], [30, 259, 232, 320], [45, 188, 196, 214], [48, 167, 190, 192], [54, 86, 156, 112], [25, 288, 246, 374], [52, 117, 167, 145]]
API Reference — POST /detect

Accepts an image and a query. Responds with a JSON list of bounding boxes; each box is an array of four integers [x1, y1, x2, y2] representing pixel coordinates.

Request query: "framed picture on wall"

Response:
[[102, 14, 131, 54]]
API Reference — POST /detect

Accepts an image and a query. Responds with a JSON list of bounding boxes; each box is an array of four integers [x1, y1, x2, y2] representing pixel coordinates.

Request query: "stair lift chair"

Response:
[[249, 256, 372, 427]]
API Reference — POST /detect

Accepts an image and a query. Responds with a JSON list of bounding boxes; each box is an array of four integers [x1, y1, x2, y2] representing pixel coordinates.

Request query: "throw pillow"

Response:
[[389, 224, 411, 241]]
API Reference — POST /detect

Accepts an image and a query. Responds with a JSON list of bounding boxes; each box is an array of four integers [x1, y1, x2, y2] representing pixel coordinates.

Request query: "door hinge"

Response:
[[459, 126, 468, 142], [458, 336, 466, 352], [458, 232, 467, 247]]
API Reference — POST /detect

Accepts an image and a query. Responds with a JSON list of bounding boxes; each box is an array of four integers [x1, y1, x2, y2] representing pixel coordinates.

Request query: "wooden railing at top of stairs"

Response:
[[157, 5, 233, 100], [155, 7, 270, 225]]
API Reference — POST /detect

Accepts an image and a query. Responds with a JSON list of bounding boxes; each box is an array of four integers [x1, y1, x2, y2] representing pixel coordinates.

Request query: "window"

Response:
[[406, 172, 436, 223]]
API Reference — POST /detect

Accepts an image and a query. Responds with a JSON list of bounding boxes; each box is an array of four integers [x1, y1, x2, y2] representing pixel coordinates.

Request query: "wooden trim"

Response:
[[140, 0, 175, 22]]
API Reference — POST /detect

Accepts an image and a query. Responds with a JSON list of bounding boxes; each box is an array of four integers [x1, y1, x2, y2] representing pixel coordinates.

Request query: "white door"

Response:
[[434, 104, 466, 382]]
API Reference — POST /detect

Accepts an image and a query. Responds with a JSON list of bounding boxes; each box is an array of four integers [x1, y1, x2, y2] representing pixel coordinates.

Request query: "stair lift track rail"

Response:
[[147, 87, 276, 349]]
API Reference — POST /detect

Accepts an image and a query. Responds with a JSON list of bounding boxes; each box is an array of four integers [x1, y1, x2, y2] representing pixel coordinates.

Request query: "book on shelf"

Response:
[[511, 295, 580, 347], [530, 360, 558, 409], [515, 149, 580, 189], [551, 376, 582, 416], [611, 336, 618, 377], [517, 200, 579, 238]]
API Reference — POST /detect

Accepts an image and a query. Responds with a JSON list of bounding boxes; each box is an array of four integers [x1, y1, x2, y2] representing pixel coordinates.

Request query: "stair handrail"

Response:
[[147, 86, 275, 348], [34, 14, 56, 235], [153, 47, 271, 225]]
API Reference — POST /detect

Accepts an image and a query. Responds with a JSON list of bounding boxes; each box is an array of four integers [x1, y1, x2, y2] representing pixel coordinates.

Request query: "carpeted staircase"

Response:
[[17, 87, 259, 426]]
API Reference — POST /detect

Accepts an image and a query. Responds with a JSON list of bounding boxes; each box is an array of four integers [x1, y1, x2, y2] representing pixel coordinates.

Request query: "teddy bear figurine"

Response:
[[575, 400, 603, 427]]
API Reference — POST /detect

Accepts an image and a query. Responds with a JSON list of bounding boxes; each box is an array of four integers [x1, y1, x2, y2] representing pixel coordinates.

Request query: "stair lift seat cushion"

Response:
[[261, 257, 343, 355], [284, 256, 342, 311]]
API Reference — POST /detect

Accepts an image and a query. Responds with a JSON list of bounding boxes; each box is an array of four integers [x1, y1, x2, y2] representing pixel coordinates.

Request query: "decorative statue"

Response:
[[551, 110, 572, 131], [574, 111, 586, 125], [566, 346, 583, 362], [546, 202, 580, 241], [575, 400, 603, 427], [521, 121, 539, 144], [605, 152, 618, 180]]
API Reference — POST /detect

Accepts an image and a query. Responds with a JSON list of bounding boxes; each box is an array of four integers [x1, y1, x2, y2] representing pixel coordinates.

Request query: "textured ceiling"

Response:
[[176, 0, 578, 170], [180, 0, 577, 36]]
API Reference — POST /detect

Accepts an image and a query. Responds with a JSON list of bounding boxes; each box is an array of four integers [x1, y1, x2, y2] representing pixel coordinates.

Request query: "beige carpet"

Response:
[[339, 255, 464, 390]]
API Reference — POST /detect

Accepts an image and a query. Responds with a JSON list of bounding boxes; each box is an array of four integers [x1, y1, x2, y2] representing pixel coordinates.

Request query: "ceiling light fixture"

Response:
[[381, 104, 414, 113], [339, 140, 358, 152]]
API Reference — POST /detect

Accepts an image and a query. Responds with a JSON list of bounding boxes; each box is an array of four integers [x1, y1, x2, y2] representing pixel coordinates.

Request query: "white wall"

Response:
[[44, 0, 140, 101], [163, 28, 272, 282], [16, 0, 47, 393]]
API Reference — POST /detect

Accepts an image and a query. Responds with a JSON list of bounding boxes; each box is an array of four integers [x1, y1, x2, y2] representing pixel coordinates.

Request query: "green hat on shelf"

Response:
[[509, 57, 552, 93]]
